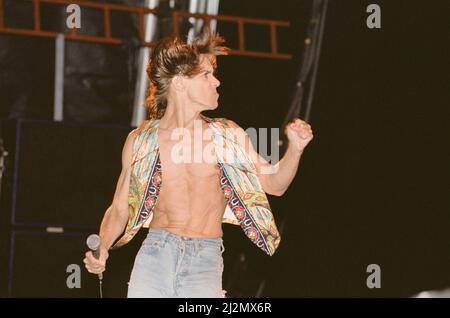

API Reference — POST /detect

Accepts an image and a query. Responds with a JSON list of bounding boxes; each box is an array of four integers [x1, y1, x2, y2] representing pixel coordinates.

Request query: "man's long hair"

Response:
[[145, 32, 229, 120]]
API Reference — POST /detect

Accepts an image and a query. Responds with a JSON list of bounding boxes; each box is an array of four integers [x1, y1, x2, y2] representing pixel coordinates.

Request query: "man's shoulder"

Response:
[[201, 114, 225, 123], [132, 118, 158, 137], [215, 117, 242, 131], [201, 114, 238, 128]]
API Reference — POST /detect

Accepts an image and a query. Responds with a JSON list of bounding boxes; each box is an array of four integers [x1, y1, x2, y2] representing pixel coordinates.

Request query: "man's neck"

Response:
[[159, 105, 204, 130]]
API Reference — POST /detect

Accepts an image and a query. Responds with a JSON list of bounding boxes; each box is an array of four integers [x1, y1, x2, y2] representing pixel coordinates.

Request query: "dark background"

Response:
[[215, 0, 449, 298], [0, 0, 448, 297]]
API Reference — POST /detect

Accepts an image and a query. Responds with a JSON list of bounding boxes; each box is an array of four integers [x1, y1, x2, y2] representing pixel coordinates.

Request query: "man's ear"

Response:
[[172, 75, 186, 92]]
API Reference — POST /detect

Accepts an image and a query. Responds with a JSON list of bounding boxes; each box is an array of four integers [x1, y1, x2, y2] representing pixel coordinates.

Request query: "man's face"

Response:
[[184, 55, 221, 110]]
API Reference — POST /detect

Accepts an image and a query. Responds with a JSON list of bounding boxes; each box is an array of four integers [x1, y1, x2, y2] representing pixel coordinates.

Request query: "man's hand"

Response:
[[285, 118, 314, 153], [83, 246, 109, 275]]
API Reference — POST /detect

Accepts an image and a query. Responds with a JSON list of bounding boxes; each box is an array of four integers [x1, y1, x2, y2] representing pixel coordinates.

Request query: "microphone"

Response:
[[86, 234, 103, 280]]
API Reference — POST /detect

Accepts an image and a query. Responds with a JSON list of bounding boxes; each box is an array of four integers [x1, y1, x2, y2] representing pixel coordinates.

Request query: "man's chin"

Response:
[[198, 101, 218, 111], [207, 103, 219, 110]]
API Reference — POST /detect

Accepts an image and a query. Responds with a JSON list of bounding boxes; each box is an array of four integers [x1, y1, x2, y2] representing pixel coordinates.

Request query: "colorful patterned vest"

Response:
[[111, 114, 281, 256]]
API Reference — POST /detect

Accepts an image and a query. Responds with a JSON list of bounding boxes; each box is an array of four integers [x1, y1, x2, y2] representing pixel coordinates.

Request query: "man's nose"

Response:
[[213, 76, 220, 87]]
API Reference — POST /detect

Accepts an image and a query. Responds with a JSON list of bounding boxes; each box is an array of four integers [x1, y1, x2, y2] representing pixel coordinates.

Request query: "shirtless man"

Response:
[[83, 33, 313, 298]]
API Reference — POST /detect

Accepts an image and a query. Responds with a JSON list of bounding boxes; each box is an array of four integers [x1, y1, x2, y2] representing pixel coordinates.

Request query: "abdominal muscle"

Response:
[[147, 125, 227, 239]]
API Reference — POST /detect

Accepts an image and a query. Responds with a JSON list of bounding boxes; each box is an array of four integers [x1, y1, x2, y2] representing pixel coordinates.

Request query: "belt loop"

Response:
[[196, 240, 201, 255], [220, 241, 225, 253], [197, 241, 202, 256], [180, 238, 185, 252]]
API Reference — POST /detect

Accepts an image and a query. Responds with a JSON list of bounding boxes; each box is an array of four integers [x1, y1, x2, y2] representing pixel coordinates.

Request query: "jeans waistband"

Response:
[[147, 228, 224, 250]]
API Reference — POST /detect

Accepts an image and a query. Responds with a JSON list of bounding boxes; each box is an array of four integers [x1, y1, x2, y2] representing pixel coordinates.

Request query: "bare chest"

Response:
[[157, 127, 219, 182]]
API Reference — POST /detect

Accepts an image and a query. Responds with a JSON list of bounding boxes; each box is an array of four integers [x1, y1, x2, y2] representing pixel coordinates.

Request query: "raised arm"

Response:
[[227, 118, 313, 196]]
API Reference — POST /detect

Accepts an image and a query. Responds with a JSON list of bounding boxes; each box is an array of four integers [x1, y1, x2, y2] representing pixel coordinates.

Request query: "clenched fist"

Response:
[[285, 118, 314, 153], [83, 247, 109, 275]]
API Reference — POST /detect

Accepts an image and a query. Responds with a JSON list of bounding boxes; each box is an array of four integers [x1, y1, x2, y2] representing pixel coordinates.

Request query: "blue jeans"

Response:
[[127, 228, 227, 298]]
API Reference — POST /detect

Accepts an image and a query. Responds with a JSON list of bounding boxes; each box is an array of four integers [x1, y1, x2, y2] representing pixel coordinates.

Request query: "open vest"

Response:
[[111, 114, 281, 256]]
